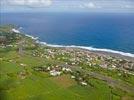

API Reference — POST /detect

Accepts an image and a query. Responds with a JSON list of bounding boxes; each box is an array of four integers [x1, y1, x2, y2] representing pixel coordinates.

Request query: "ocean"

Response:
[[1, 12, 134, 56]]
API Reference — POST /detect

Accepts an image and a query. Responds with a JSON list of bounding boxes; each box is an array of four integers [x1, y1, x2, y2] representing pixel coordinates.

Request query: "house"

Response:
[[50, 70, 61, 76], [20, 63, 27, 67], [62, 67, 72, 72], [71, 75, 75, 79], [81, 81, 88, 86], [47, 67, 51, 71]]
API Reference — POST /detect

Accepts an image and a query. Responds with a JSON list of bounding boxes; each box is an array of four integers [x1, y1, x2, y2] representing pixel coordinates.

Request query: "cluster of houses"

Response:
[[33, 64, 89, 86], [33, 64, 72, 76], [1, 29, 134, 84], [31, 46, 134, 72], [1, 28, 133, 73]]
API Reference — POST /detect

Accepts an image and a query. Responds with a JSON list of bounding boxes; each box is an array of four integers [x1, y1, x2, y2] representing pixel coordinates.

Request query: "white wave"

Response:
[[75, 46, 134, 58], [39, 42, 134, 58], [15, 29, 134, 58], [12, 28, 20, 33], [25, 34, 39, 40], [13, 27, 39, 40]]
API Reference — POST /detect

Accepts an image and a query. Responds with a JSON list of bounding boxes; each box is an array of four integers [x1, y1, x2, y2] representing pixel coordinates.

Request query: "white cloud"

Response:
[[8, 0, 25, 5], [7, 0, 52, 7], [85, 2, 96, 8], [124, 5, 133, 8], [1, 0, 134, 12], [79, 2, 101, 9]]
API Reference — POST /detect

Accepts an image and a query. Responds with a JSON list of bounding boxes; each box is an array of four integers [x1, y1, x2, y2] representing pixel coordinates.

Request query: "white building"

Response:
[[81, 82, 88, 86], [50, 70, 61, 76]]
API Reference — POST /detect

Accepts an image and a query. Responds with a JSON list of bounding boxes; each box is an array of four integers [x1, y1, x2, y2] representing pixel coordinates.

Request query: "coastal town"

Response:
[[0, 25, 134, 100]]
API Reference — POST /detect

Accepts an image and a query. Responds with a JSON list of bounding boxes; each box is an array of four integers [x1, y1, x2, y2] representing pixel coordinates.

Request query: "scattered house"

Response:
[[9, 59, 13, 62], [18, 71, 27, 79], [47, 67, 51, 71], [0, 46, 6, 48], [62, 67, 72, 72], [20, 63, 27, 67], [50, 70, 61, 76], [71, 62, 75, 65], [7, 44, 13, 47], [100, 63, 107, 68], [32, 53, 36, 56], [111, 65, 116, 69], [81, 81, 88, 86], [71, 75, 75, 79]]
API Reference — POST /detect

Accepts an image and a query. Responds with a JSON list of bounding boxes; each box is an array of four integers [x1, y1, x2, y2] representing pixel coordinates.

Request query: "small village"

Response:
[[1, 27, 134, 83], [31, 45, 134, 72]]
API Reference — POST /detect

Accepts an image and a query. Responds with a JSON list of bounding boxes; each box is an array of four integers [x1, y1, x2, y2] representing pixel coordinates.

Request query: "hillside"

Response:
[[0, 25, 134, 100]]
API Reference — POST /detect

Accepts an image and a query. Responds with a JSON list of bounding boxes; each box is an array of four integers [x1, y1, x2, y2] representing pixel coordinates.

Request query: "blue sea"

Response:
[[1, 12, 134, 56]]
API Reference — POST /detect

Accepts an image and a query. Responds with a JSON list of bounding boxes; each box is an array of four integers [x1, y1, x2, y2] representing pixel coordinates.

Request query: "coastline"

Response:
[[38, 41, 134, 62], [38, 41, 134, 59], [82, 49, 134, 62], [16, 28, 134, 61]]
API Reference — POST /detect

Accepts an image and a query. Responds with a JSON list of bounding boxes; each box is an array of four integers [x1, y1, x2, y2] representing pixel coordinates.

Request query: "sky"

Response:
[[1, 0, 134, 13]]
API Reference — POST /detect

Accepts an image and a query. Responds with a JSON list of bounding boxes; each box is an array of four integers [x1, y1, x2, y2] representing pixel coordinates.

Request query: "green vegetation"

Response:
[[0, 25, 134, 100]]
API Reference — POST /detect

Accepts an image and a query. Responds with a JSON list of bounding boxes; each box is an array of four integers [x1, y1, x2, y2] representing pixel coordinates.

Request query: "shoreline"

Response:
[[80, 49, 134, 62], [39, 42, 134, 62], [14, 28, 134, 61]]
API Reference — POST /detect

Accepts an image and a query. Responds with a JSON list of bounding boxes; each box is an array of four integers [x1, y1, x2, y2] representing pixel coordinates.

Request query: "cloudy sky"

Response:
[[1, 0, 134, 12]]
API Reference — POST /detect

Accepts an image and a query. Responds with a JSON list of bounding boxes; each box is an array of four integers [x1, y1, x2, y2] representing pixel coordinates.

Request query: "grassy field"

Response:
[[1, 48, 134, 100]]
